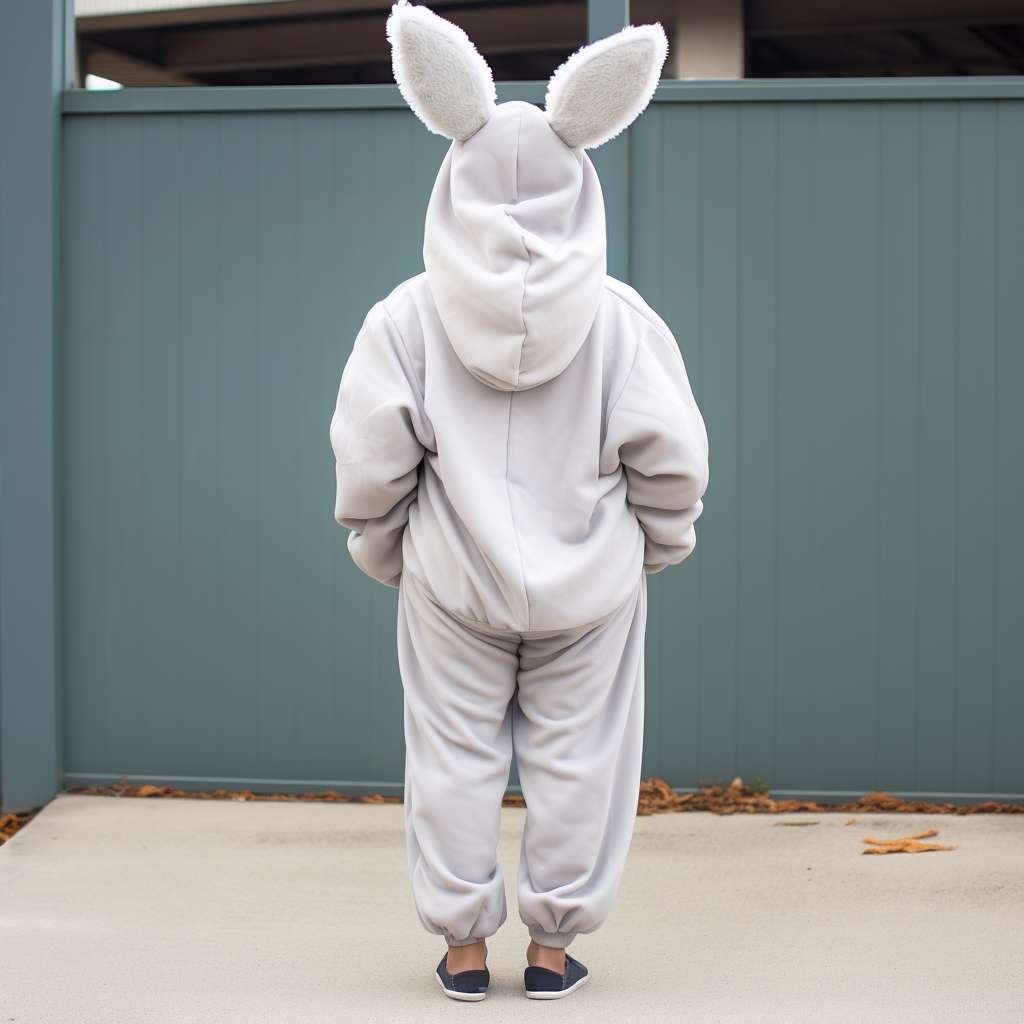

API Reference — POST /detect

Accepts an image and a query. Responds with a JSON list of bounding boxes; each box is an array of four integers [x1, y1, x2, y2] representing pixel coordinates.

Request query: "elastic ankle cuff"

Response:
[[528, 926, 576, 949], [446, 934, 486, 948]]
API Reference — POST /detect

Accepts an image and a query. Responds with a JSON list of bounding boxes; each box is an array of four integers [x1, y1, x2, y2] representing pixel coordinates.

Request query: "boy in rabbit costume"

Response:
[[331, 1, 708, 1001]]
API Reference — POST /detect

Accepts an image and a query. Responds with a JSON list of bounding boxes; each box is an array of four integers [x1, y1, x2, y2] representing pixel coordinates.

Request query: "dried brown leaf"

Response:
[[862, 841, 957, 854], [862, 829, 955, 854], [864, 830, 938, 844]]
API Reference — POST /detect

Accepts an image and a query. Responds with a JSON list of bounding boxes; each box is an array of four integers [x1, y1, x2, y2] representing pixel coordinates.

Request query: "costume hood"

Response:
[[388, 1, 668, 391], [423, 103, 606, 391]]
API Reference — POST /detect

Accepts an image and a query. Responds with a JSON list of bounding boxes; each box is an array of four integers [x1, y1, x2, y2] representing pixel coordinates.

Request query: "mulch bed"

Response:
[[0, 811, 40, 846], [1, 775, 1020, 847], [64, 777, 405, 805], [636, 776, 1024, 816]]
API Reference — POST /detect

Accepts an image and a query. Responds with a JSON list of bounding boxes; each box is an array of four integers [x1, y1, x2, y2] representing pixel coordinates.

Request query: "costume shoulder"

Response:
[[603, 276, 678, 348], [360, 273, 434, 373], [378, 272, 431, 328]]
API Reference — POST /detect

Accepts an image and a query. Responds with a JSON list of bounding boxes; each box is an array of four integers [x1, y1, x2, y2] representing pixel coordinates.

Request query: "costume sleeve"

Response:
[[602, 322, 709, 573], [330, 304, 427, 587]]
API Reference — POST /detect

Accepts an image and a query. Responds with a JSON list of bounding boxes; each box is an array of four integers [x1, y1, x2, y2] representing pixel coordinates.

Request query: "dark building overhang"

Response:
[[76, 0, 1024, 86]]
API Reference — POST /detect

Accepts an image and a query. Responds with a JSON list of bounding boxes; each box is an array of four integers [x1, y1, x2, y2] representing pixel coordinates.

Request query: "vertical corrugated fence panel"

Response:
[[955, 102, 999, 793], [63, 109, 448, 791], [915, 102, 960, 794], [875, 101, 923, 792], [633, 97, 1024, 797], [994, 101, 1024, 795], [772, 102, 817, 791], [693, 103, 742, 784], [734, 102, 780, 785]]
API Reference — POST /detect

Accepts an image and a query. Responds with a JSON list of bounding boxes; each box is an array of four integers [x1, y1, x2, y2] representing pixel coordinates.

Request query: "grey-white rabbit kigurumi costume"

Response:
[[332, 2, 708, 954]]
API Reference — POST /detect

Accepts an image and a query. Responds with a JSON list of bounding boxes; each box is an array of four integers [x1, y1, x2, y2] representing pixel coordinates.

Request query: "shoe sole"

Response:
[[525, 973, 590, 1000], [436, 971, 487, 1001]]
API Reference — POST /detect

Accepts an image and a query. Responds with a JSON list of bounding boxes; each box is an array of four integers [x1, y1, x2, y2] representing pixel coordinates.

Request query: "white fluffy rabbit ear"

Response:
[[545, 24, 668, 150], [387, 1, 496, 141]]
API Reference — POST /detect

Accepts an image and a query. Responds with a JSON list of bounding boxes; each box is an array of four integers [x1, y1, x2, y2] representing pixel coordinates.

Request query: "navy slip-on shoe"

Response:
[[436, 954, 490, 1001], [524, 952, 590, 999]]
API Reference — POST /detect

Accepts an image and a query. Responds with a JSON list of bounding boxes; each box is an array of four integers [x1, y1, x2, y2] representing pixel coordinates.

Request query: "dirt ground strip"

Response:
[[0, 811, 39, 846], [635, 776, 1024, 816], [2, 775, 1020, 847]]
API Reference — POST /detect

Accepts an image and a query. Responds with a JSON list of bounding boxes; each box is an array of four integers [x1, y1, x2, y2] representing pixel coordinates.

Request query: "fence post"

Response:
[[0, 0, 72, 811], [587, 0, 631, 282]]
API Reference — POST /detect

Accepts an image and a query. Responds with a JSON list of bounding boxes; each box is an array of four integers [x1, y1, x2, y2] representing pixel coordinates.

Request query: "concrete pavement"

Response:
[[1, 793, 1022, 1023]]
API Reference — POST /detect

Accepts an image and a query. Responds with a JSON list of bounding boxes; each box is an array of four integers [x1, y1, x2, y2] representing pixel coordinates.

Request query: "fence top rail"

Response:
[[62, 77, 1024, 115]]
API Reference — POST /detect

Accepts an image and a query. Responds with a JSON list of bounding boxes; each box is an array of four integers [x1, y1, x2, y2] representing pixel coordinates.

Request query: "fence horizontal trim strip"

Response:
[[61, 81, 546, 114], [62, 83, 407, 114], [62, 77, 1024, 116], [63, 772, 407, 797]]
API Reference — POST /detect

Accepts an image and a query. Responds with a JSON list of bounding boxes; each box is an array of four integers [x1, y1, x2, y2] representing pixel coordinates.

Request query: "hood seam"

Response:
[[512, 104, 529, 390]]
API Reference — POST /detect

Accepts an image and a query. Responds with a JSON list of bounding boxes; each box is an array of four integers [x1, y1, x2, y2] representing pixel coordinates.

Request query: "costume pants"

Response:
[[398, 573, 646, 949]]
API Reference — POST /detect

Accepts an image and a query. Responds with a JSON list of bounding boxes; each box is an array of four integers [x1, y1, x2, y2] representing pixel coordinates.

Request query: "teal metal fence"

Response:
[[61, 103, 447, 796], [0, 0, 70, 813], [633, 89, 1024, 800], [54, 79, 1024, 802]]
